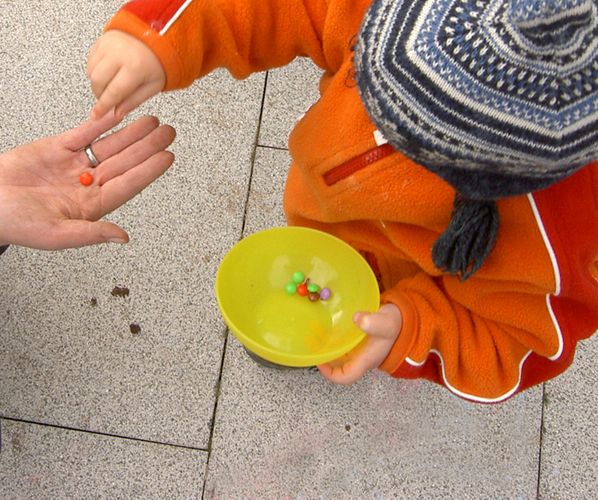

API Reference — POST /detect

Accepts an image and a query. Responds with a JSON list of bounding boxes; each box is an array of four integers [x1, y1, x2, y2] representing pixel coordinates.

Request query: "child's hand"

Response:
[[318, 303, 402, 385], [87, 30, 166, 120]]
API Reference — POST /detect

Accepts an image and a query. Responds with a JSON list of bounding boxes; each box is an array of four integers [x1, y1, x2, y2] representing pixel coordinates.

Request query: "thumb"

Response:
[[353, 306, 394, 338], [44, 220, 129, 250]]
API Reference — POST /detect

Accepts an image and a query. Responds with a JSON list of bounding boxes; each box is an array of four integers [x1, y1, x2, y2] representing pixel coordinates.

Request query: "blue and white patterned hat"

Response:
[[356, 0, 597, 198], [355, 0, 598, 277]]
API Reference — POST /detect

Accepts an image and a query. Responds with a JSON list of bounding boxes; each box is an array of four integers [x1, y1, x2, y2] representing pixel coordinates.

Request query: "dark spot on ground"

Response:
[[345, 424, 351, 432], [90, 298, 97, 307], [111, 286, 130, 298], [129, 323, 141, 335], [11, 436, 21, 452]]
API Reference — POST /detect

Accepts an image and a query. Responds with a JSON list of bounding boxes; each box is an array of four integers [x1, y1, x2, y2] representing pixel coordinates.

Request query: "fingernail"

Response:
[[108, 238, 127, 244], [360, 316, 370, 330], [353, 313, 369, 330]]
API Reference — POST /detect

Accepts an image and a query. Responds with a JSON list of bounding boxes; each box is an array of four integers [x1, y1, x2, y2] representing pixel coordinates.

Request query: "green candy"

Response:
[[285, 282, 297, 295], [292, 271, 305, 284], [307, 283, 320, 293]]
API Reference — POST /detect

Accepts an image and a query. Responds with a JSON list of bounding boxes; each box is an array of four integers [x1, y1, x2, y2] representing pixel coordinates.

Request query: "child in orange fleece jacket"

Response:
[[87, 0, 598, 403]]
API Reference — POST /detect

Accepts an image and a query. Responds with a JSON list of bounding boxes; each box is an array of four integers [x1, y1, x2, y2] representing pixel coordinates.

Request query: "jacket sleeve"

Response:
[[104, 0, 368, 90], [377, 163, 598, 403]]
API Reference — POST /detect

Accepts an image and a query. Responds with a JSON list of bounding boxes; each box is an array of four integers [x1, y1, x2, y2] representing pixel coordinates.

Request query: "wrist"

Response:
[[378, 292, 417, 373]]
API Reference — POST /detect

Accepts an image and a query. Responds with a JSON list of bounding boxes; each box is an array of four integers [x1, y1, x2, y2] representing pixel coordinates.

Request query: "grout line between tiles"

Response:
[[240, 71, 270, 239], [0, 416, 205, 453], [536, 383, 547, 499], [200, 70, 270, 500], [256, 144, 288, 152]]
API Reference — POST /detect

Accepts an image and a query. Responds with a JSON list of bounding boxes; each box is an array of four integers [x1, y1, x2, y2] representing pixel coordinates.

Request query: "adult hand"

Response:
[[0, 111, 175, 249], [318, 303, 402, 384], [87, 30, 166, 120]]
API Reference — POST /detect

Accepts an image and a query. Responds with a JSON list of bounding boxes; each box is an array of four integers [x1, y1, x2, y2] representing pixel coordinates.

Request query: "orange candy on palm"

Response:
[[79, 172, 94, 186]]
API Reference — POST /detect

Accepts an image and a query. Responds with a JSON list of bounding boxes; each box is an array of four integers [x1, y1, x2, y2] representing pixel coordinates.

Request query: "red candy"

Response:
[[79, 172, 94, 186], [297, 283, 308, 296]]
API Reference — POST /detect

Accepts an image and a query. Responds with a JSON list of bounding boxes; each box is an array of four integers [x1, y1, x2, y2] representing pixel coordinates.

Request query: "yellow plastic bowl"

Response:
[[215, 226, 380, 367]]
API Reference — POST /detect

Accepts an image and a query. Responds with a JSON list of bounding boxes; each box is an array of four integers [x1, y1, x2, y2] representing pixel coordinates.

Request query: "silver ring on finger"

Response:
[[84, 144, 100, 168]]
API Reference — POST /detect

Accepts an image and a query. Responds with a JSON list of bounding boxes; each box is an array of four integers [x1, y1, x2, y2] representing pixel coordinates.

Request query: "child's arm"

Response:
[[319, 165, 598, 402], [88, 0, 367, 118]]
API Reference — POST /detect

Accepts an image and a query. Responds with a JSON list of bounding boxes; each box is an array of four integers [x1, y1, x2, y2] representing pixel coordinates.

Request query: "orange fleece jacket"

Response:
[[106, 0, 598, 402]]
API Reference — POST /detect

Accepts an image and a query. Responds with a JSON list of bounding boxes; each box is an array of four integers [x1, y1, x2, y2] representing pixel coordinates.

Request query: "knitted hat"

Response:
[[355, 0, 598, 278]]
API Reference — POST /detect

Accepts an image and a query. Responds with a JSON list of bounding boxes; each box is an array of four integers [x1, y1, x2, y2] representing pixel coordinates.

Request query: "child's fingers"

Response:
[[114, 81, 164, 120], [317, 363, 338, 381], [87, 34, 120, 78], [86, 41, 101, 77], [91, 68, 141, 119], [88, 57, 121, 100], [317, 356, 370, 385], [317, 336, 382, 385]]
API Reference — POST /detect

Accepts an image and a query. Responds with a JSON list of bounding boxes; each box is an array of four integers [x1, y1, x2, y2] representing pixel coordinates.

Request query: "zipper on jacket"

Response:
[[323, 143, 394, 186]]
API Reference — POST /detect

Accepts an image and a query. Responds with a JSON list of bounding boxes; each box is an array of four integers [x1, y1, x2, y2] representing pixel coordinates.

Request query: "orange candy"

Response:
[[79, 172, 94, 186]]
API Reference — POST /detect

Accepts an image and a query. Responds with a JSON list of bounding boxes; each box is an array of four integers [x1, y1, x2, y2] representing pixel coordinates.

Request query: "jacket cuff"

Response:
[[378, 288, 418, 374], [105, 10, 184, 91]]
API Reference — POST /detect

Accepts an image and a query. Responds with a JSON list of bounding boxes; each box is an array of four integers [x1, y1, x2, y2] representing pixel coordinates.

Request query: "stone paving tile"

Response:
[[205, 147, 543, 499], [0, 419, 206, 498], [241, 147, 291, 233], [0, 0, 264, 448], [539, 335, 598, 499], [258, 58, 322, 149]]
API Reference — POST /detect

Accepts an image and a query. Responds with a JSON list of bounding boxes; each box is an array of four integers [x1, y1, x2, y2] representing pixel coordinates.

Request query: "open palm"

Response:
[[0, 112, 175, 249]]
